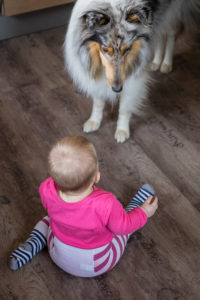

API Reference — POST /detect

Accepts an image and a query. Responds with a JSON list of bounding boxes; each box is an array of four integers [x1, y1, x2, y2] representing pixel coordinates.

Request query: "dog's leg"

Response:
[[115, 107, 132, 143], [160, 32, 175, 73], [83, 98, 105, 133], [115, 93, 134, 143], [150, 36, 165, 72], [115, 76, 148, 143]]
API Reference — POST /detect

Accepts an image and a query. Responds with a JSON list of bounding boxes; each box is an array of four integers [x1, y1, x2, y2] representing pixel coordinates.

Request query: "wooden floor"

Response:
[[0, 27, 200, 300]]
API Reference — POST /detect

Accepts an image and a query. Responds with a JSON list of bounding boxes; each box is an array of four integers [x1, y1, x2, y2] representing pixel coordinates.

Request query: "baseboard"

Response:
[[0, 3, 74, 40]]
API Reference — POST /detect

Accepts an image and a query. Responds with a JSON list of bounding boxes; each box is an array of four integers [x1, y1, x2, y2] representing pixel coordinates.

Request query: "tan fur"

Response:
[[124, 39, 141, 76], [120, 44, 127, 55], [126, 14, 140, 23], [89, 40, 141, 86], [89, 42, 103, 79], [99, 17, 108, 25], [99, 51, 115, 86], [121, 64, 126, 86], [106, 46, 114, 56]]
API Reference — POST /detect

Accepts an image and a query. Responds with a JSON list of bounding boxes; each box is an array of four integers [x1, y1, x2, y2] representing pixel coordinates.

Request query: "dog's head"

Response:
[[80, 1, 156, 92]]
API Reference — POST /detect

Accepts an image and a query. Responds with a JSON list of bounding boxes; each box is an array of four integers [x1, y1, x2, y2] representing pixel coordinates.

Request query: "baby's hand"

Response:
[[140, 196, 158, 218]]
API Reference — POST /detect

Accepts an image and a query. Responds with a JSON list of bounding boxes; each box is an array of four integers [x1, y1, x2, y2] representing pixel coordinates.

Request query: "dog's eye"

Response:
[[126, 13, 141, 24], [123, 47, 131, 55], [120, 44, 132, 55], [102, 47, 108, 53], [96, 13, 110, 27], [83, 12, 110, 30], [102, 47, 114, 56], [98, 16, 110, 26]]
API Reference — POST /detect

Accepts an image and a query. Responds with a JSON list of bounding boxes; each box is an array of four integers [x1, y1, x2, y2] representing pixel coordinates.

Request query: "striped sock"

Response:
[[10, 217, 49, 270], [125, 184, 155, 212]]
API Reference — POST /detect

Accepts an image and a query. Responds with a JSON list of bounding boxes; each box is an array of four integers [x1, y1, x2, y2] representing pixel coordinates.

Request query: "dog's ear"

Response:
[[142, 6, 153, 25], [126, 6, 153, 26], [81, 11, 110, 45]]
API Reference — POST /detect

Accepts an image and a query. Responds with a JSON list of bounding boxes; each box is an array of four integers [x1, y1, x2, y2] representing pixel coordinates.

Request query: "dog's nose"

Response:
[[112, 85, 123, 93]]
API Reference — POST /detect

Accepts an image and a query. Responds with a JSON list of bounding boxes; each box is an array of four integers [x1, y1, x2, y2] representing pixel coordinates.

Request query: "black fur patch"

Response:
[[146, 0, 160, 12]]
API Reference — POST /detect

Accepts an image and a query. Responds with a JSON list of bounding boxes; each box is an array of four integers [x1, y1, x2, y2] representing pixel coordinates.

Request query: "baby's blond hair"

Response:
[[48, 136, 98, 192]]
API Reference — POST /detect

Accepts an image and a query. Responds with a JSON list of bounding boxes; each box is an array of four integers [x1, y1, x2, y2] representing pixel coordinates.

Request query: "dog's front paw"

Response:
[[149, 62, 160, 72], [115, 129, 129, 143], [160, 63, 172, 74], [83, 119, 100, 133]]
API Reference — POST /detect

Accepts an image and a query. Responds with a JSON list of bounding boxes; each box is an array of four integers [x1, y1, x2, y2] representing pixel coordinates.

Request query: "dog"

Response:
[[64, 0, 200, 143]]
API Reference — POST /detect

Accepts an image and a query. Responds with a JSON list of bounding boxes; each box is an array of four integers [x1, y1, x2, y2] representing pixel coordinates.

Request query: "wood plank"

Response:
[[0, 27, 200, 300], [0, 4, 74, 41], [2, 0, 74, 16]]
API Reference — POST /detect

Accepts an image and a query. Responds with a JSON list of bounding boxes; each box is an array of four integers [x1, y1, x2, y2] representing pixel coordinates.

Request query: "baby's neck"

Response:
[[58, 185, 94, 203]]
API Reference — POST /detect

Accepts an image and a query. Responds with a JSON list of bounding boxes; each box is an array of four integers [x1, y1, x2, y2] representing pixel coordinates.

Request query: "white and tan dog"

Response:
[[64, 0, 199, 143]]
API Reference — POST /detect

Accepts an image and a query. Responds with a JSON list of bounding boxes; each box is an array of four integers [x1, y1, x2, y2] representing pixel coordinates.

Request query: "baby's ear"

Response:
[[94, 171, 100, 184]]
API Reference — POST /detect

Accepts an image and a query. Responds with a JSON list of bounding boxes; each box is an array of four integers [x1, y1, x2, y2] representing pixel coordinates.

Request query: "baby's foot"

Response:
[[9, 229, 47, 271], [142, 184, 155, 196], [9, 242, 32, 270]]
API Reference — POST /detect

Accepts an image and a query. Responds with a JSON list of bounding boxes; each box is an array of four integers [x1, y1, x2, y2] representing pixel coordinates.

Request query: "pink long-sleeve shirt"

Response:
[[39, 177, 147, 249]]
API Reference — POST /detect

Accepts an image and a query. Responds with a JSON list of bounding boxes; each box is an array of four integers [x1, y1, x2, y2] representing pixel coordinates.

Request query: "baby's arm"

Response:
[[106, 198, 147, 235]]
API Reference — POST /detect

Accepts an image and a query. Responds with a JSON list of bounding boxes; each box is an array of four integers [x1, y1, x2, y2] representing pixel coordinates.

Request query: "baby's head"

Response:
[[48, 136, 99, 193]]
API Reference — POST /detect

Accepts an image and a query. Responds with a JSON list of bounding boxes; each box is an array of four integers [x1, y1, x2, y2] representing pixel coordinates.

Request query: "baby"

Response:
[[10, 136, 158, 277]]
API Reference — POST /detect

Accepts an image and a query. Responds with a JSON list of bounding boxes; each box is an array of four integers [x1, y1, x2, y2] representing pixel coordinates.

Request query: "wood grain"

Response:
[[0, 27, 200, 300]]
